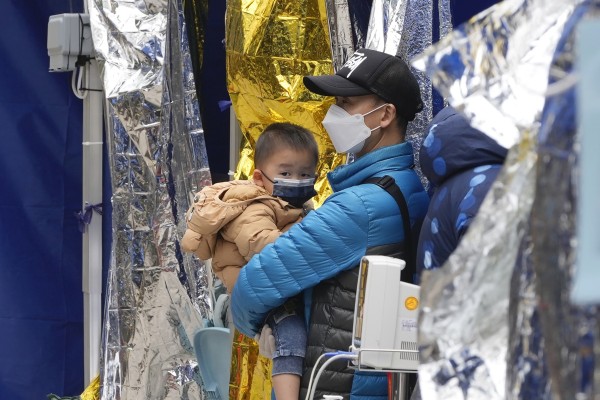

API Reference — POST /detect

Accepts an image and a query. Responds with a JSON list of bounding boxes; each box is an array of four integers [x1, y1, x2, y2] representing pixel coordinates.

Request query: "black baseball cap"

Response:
[[303, 48, 423, 121]]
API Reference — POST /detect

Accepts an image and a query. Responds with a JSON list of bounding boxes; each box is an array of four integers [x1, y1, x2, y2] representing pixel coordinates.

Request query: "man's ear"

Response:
[[252, 169, 265, 187], [380, 103, 397, 129]]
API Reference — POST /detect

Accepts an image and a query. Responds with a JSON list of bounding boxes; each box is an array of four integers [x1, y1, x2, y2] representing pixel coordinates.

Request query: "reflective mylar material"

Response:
[[325, 0, 372, 71], [225, 0, 337, 397], [530, 3, 600, 399], [412, 0, 582, 398], [365, 0, 409, 58], [364, 0, 437, 186], [325, 0, 355, 72], [88, 0, 212, 398], [418, 134, 538, 400], [397, 0, 433, 183], [226, 0, 340, 206], [80, 375, 101, 400], [229, 331, 273, 400], [413, 0, 580, 150], [438, 0, 453, 40]]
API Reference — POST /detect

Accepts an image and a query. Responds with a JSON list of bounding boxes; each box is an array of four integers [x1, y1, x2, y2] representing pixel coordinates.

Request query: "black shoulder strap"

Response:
[[364, 175, 414, 279]]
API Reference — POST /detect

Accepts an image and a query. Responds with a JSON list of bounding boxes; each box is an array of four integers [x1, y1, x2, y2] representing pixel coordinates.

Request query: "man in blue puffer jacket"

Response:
[[231, 48, 430, 399], [416, 106, 508, 273]]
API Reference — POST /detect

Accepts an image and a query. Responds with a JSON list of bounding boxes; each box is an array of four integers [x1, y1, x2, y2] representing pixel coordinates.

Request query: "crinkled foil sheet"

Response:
[[88, 0, 212, 398], [413, 0, 584, 148], [530, 3, 600, 399], [80, 375, 101, 400], [324, 0, 372, 71], [396, 0, 433, 184], [226, 0, 339, 205], [229, 331, 273, 400], [416, 131, 538, 400], [438, 0, 452, 40], [225, 0, 337, 397], [361, 0, 444, 187], [412, 0, 582, 398]]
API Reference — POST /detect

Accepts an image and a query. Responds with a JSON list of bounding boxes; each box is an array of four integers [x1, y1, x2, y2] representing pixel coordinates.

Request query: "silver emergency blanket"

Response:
[[411, 0, 582, 398], [438, 0, 452, 41], [328, 0, 450, 185], [393, 0, 433, 180], [88, 0, 212, 398], [529, 4, 600, 400], [364, 0, 436, 143], [324, 0, 372, 71]]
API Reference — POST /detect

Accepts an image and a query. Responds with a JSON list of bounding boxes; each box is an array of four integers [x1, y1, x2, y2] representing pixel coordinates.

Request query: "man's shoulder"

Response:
[[326, 184, 372, 202], [315, 185, 377, 220]]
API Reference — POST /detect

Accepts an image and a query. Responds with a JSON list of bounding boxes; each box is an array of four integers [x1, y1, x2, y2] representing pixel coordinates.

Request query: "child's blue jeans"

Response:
[[265, 300, 307, 377]]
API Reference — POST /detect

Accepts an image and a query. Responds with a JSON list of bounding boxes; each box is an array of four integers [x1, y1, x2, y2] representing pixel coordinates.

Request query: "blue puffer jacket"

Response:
[[231, 141, 429, 399], [416, 106, 508, 273]]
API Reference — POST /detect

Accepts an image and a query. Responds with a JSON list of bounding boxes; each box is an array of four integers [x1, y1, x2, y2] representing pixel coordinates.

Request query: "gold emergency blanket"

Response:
[[224, 0, 336, 397], [225, 0, 341, 206], [229, 330, 273, 400]]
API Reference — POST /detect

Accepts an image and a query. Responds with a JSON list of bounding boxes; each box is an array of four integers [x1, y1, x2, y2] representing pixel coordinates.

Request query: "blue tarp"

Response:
[[0, 1, 496, 398], [0, 1, 85, 398]]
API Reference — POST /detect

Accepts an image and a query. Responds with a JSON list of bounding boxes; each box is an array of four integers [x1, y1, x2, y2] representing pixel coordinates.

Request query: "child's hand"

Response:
[[254, 324, 276, 358], [302, 199, 314, 216]]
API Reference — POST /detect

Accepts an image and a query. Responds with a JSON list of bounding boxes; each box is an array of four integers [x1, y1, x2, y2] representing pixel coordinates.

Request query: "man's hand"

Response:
[[254, 325, 276, 359]]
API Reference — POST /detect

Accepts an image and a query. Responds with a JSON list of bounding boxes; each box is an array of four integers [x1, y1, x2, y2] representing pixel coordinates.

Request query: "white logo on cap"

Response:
[[343, 51, 367, 78]]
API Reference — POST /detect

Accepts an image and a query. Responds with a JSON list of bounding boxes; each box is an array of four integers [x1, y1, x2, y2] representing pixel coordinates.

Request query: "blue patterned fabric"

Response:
[[416, 107, 508, 272]]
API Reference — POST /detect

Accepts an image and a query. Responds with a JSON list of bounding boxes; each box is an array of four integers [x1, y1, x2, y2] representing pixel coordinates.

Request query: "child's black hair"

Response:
[[254, 123, 319, 169]]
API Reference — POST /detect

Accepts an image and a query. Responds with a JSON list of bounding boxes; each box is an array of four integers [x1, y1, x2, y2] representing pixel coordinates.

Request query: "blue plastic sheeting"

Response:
[[451, 0, 499, 25], [0, 0, 498, 399], [0, 0, 86, 398]]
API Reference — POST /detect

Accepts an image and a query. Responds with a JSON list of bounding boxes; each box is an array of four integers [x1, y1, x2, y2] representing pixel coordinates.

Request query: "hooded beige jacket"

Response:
[[181, 180, 304, 292]]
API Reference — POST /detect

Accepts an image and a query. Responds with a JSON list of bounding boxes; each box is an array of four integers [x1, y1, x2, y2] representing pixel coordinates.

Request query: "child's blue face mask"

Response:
[[263, 174, 317, 208]]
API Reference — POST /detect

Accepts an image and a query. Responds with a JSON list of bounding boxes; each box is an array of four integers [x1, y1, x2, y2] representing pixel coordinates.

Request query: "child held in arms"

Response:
[[182, 122, 319, 400]]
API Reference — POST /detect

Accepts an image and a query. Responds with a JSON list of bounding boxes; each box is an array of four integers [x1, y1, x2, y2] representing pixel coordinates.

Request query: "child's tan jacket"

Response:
[[181, 180, 304, 292]]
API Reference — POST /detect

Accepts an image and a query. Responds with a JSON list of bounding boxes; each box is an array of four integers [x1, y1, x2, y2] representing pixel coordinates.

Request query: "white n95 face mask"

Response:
[[322, 104, 386, 154]]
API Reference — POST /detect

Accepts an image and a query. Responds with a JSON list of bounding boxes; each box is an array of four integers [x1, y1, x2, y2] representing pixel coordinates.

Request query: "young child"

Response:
[[181, 122, 319, 400]]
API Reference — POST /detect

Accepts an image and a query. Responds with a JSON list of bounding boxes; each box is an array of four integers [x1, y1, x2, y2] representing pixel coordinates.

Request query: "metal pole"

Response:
[[228, 107, 242, 180], [390, 372, 411, 400], [82, 57, 104, 385]]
